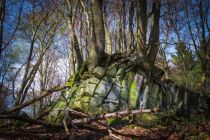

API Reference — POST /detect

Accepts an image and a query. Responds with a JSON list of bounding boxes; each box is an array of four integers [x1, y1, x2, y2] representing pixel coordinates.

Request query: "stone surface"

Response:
[[85, 83, 97, 96], [102, 76, 115, 84], [90, 96, 104, 107], [108, 103, 118, 112], [106, 63, 118, 77], [107, 85, 121, 101], [95, 81, 112, 97], [114, 80, 122, 88], [81, 96, 91, 103], [81, 72, 92, 80], [128, 80, 139, 109], [88, 77, 100, 84], [116, 64, 126, 81], [92, 66, 106, 79], [50, 60, 209, 119], [147, 83, 160, 108]]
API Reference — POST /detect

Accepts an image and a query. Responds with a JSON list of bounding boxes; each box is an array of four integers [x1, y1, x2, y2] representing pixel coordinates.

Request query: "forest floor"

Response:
[[0, 113, 210, 140]]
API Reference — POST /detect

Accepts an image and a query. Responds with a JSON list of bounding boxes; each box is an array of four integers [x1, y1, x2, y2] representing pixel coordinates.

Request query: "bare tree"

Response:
[[14, 1, 61, 111], [66, 0, 83, 71]]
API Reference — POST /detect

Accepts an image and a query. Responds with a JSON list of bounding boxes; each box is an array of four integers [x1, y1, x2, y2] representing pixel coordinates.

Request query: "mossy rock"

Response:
[[81, 71, 92, 80], [90, 96, 104, 107], [128, 80, 139, 109], [147, 84, 161, 108], [81, 102, 90, 113], [72, 100, 82, 110], [84, 83, 97, 96], [95, 81, 112, 97], [107, 85, 121, 101], [66, 73, 80, 87], [102, 76, 115, 84], [81, 96, 91, 103], [65, 85, 78, 99], [116, 64, 126, 81], [88, 105, 104, 115], [121, 86, 129, 102], [106, 63, 118, 78], [92, 66, 106, 79]]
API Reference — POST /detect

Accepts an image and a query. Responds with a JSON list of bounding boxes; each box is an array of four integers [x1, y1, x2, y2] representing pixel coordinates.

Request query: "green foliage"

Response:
[[172, 42, 194, 70], [107, 117, 129, 126], [171, 42, 202, 90]]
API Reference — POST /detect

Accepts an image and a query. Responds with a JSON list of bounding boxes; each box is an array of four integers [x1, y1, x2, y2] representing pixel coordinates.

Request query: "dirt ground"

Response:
[[0, 118, 210, 140]]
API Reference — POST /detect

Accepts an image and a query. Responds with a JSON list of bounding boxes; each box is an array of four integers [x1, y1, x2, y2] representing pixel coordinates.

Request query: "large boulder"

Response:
[[48, 59, 209, 121]]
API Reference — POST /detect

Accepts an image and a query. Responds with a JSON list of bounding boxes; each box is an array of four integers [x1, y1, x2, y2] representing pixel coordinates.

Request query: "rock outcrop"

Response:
[[48, 52, 209, 122]]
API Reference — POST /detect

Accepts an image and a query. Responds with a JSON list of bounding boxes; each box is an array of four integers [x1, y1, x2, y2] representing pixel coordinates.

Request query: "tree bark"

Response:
[[103, 1, 112, 55], [72, 108, 153, 124], [122, 0, 127, 52], [79, 0, 90, 59], [66, 0, 83, 71], [69, 47, 75, 75], [147, 0, 161, 64], [90, 0, 105, 67], [105, 24, 112, 55], [136, 0, 147, 58], [128, 0, 134, 51]]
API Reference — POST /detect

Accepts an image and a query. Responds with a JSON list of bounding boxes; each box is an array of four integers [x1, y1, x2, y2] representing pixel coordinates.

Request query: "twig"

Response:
[[65, 107, 89, 117]]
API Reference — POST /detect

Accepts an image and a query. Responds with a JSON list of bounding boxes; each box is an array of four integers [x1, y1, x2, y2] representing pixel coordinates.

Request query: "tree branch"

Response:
[[71, 108, 158, 124], [11, 86, 68, 113]]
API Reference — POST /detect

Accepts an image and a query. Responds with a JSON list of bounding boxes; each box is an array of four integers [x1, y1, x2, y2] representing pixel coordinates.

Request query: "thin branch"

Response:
[[11, 86, 67, 113]]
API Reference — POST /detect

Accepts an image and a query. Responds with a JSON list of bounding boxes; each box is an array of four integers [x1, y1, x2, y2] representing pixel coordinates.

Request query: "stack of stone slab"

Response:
[[48, 61, 209, 121]]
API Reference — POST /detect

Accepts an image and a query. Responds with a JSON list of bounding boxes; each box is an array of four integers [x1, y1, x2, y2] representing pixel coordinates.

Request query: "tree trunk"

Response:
[[103, 1, 112, 55], [66, 0, 83, 71], [118, 16, 122, 52], [136, 0, 147, 58], [69, 47, 75, 75], [79, 0, 90, 59], [147, 0, 161, 65], [122, 0, 127, 52], [105, 24, 112, 55], [128, 0, 134, 51], [90, 0, 105, 67]]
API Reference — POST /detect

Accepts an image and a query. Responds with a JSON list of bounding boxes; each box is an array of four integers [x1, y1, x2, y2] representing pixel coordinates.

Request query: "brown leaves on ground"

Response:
[[0, 120, 210, 140]]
